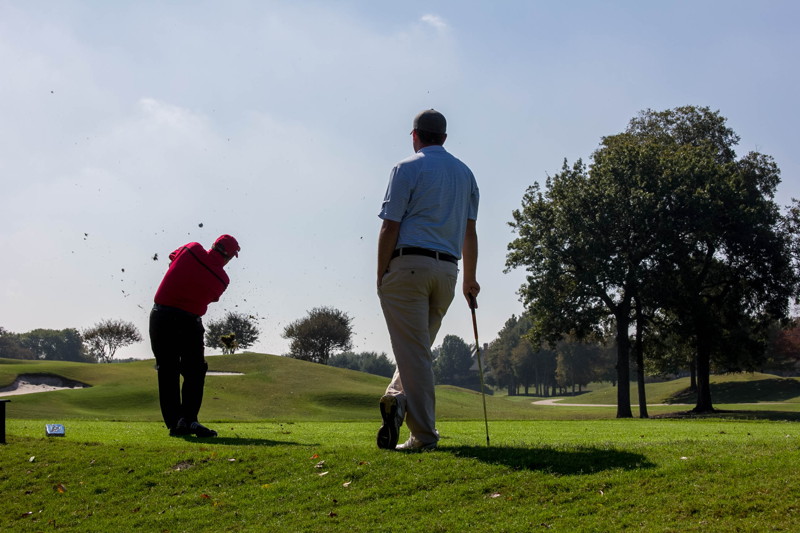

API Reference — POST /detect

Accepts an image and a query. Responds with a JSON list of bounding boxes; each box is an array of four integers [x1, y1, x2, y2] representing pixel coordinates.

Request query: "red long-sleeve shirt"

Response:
[[153, 242, 230, 316]]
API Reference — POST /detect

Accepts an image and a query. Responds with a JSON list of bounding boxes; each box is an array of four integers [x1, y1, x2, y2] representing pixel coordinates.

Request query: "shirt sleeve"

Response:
[[378, 164, 411, 222], [468, 174, 480, 220]]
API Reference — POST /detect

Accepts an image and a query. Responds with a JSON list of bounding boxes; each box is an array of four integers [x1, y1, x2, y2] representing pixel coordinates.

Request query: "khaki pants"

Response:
[[378, 254, 458, 444]]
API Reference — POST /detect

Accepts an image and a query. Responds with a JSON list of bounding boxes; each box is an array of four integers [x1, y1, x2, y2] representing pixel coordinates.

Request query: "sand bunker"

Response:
[[0, 371, 241, 397], [0, 374, 89, 397]]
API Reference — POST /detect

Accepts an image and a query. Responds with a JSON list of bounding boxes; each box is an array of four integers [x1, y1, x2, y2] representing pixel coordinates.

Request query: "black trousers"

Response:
[[149, 306, 208, 430]]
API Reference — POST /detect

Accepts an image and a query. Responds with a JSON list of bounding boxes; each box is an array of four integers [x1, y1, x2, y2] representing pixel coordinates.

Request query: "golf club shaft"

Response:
[[469, 295, 490, 446]]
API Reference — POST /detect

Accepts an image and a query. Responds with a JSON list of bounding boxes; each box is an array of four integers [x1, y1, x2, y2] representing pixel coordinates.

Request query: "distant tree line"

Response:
[[328, 351, 395, 378], [0, 320, 142, 363]]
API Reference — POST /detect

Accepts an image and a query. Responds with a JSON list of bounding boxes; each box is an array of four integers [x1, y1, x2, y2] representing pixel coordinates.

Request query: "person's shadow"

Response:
[[443, 445, 654, 474], [171, 436, 304, 447]]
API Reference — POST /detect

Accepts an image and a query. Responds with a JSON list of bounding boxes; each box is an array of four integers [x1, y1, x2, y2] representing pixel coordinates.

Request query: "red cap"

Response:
[[213, 234, 240, 258]]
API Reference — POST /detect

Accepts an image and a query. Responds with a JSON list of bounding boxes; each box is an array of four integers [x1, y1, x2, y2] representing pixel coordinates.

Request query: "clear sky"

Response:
[[2, 0, 799, 360]]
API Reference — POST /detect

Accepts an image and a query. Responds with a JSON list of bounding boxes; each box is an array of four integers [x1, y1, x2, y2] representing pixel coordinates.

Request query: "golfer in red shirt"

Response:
[[149, 234, 240, 437]]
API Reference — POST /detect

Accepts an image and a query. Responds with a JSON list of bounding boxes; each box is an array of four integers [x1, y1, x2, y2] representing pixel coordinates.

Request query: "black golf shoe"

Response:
[[189, 421, 218, 438], [377, 395, 404, 449], [169, 418, 191, 437]]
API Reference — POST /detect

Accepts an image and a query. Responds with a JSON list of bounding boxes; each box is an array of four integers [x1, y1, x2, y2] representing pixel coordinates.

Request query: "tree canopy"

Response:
[[205, 312, 261, 354], [433, 335, 474, 387], [17, 328, 89, 362], [506, 105, 800, 415], [283, 306, 353, 364], [83, 319, 142, 363]]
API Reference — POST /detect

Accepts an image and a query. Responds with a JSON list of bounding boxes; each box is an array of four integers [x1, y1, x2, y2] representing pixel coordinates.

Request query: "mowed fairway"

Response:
[[2, 355, 800, 532]]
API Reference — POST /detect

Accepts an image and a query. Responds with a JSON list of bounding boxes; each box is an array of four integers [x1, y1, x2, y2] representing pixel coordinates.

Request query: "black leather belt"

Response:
[[392, 247, 458, 264], [152, 304, 200, 319]]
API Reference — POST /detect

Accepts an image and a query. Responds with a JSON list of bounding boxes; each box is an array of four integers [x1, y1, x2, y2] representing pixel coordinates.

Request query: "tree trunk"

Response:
[[635, 300, 649, 419], [693, 331, 715, 413], [689, 356, 697, 391], [615, 308, 633, 418]]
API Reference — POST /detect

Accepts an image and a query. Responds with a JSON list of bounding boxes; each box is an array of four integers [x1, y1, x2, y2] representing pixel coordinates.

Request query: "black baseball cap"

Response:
[[413, 109, 447, 135]]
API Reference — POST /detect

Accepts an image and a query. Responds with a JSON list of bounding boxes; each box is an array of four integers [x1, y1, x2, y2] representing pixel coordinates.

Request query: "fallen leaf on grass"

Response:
[[489, 493, 501, 498], [19, 511, 34, 518], [200, 493, 211, 499], [262, 484, 271, 489], [328, 512, 338, 518], [55, 484, 66, 493], [318, 471, 329, 477], [342, 481, 352, 488], [29, 456, 35, 463], [315, 461, 326, 469], [310, 453, 320, 459], [228, 458, 236, 462]]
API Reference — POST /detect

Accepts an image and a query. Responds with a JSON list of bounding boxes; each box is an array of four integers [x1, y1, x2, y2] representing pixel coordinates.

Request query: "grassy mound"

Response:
[[0, 354, 540, 422], [3, 355, 800, 422]]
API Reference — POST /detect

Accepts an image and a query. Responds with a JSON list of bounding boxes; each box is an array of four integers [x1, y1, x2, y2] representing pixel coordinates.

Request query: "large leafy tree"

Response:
[[205, 312, 261, 354], [626, 107, 799, 412], [433, 335, 473, 386], [485, 315, 522, 394], [283, 306, 353, 364], [506, 142, 673, 416], [83, 319, 142, 363], [19, 328, 89, 362], [506, 105, 799, 416], [0, 327, 36, 359]]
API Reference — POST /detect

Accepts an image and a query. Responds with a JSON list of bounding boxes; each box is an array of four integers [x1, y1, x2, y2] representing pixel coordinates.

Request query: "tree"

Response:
[[555, 336, 607, 394], [329, 351, 396, 378], [764, 318, 800, 374], [506, 148, 668, 416], [205, 312, 261, 354], [0, 327, 36, 359], [283, 306, 353, 364], [433, 335, 473, 386], [626, 107, 799, 412], [485, 316, 522, 394], [19, 328, 89, 362], [83, 319, 143, 363], [506, 105, 800, 416]]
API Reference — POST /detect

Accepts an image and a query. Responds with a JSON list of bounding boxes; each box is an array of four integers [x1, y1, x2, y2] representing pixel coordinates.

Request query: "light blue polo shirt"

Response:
[[379, 145, 479, 259]]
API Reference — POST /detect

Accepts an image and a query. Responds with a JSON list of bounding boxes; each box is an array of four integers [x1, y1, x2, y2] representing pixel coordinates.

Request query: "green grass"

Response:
[[4, 356, 800, 531], [3, 419, 800, 532], [0, 354, 561, 422]]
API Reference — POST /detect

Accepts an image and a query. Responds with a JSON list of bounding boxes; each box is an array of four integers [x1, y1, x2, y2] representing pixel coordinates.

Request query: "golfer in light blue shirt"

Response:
[[376, 109, 480, 451]]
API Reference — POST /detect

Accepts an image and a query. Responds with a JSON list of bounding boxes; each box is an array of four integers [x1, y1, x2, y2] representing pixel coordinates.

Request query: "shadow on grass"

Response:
[[171, 436, 305, 447], [654, 409, 800, 422], [667, 378, 800, 404], [444, 445, 655, 475]]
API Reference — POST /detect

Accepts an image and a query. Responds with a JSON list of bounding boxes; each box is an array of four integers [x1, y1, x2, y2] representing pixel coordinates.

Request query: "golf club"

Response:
[[468, 293, 490, 446]]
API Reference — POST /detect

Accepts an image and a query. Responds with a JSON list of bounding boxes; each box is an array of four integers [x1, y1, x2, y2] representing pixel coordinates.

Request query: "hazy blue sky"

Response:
[[2, 0, 798, 360]]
